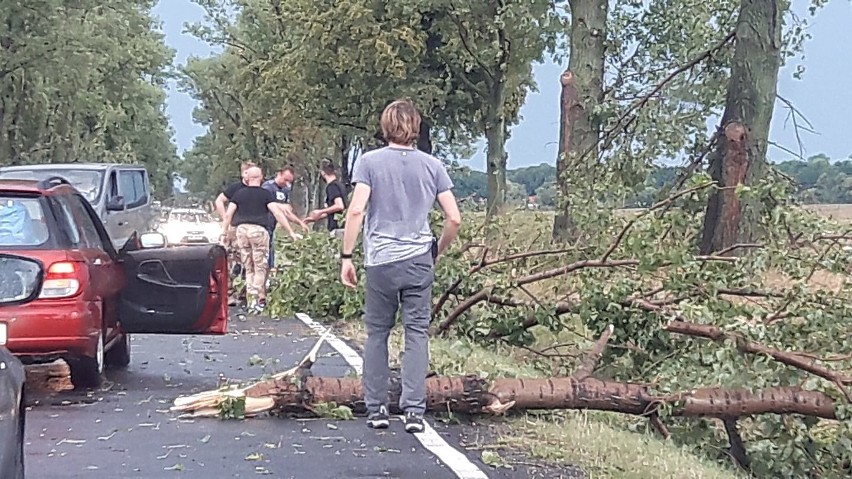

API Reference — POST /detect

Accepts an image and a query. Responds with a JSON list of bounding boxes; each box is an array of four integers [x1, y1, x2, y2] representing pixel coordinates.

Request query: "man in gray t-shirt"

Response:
[[340, 99, 461, 434]]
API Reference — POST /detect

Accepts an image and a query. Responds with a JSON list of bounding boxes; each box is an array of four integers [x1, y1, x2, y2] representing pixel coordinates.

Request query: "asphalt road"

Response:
[[23, 314, 542, 479]]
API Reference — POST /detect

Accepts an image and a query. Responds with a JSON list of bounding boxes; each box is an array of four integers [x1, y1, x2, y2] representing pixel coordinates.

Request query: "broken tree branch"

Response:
[[435, 255, 737, 335], [664, 320, 852, 400], [574, 324, 614, 380]]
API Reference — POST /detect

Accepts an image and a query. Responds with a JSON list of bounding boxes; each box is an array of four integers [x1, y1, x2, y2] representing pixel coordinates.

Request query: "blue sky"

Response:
[[153, 1, 852, 172]]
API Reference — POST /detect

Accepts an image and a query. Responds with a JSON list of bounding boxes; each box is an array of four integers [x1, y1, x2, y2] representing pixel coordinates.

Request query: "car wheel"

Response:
[[69, 331, 104, 389], [105, 332, 131, 368]]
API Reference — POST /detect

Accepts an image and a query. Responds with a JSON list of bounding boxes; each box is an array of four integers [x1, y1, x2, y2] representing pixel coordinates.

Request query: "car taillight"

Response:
[[39, 261, 83, 299]]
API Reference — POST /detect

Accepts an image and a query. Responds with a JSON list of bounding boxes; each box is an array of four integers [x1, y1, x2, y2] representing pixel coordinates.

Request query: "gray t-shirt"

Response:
[[351, 146, 454, 267]]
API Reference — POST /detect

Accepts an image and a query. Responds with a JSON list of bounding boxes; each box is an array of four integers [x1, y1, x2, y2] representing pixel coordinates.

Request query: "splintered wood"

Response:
[[24, 359, 73, 393]]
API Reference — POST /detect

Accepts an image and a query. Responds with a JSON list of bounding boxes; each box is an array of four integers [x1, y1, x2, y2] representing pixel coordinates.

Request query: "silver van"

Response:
[[0, 163, 155, 250]]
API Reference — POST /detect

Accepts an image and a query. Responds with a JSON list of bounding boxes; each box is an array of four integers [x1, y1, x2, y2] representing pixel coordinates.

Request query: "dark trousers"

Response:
[[362, 251, 434, 415], [266, 226, 275, 268]]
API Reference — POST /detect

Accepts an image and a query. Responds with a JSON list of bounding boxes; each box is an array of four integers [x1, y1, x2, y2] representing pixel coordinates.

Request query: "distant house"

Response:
[[527, 195, 539, 210]]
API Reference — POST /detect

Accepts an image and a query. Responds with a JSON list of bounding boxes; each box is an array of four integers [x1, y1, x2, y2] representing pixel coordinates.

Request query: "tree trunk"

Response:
[[236, 375, 837, 420], [699, 0, 782, 255], [552, 0, 608, 242], [338, 134, 350, 185], [172, 330, 841, 422], [417, 118, 432, 155], [485, 79, 507, 219]]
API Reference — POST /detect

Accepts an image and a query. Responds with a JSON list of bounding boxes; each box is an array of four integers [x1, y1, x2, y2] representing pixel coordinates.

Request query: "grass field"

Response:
[[803, 203, 852, 222]]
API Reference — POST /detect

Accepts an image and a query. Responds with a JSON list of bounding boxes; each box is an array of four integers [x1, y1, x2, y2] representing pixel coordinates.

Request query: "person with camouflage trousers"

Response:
[[221, 166, 293, 313], [215, 161, 255, 304]]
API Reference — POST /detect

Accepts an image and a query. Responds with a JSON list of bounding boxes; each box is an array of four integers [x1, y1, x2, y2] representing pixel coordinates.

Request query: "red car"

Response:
[[0, 177, 229, 388]]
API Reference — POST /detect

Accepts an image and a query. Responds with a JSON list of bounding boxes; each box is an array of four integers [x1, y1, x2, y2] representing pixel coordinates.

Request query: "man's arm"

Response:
[[281, 203, 309, 231], [268, 203, 302, 239], [222, 203, 237, 231], [268, 203, 296, 235], [308, 197, 345, 221], [435, 190, 461, 258], [341, 183, 371, 255], [214, 192, 229, 220]]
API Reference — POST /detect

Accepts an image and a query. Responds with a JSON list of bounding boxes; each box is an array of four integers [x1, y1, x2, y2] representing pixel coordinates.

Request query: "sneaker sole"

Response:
[[404, 424, 424, 433], [367, 419, 390, 429]]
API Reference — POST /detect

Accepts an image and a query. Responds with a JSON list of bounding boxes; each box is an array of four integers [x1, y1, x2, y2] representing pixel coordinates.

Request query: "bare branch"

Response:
[[583, 30, 737, 165], [723, 419, 751, 471], [649, 413, 671, 440]]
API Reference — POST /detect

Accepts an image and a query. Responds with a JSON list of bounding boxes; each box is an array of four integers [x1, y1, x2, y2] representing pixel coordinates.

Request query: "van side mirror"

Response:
[[106, 196, 125, 211]]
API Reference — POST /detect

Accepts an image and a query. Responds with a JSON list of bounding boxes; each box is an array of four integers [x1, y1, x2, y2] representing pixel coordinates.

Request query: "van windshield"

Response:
[[0, 169, 104, 203], [0, 196, 49, 247]]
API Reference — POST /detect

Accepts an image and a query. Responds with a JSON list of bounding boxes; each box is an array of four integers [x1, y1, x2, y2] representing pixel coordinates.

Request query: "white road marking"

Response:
[[294, 313, 363, 374], [294, 313, 490, 479]]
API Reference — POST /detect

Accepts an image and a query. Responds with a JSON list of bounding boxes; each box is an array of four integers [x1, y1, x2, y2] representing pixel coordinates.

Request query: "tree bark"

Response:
[[172, 330, 841, 422], [485, 80, 508, 219], [699, 0, 782, 254], [338, 134, 350, 185], [177, 370, 839, 421], [552, 0, 608, 242], [417, 118, 432, 155]]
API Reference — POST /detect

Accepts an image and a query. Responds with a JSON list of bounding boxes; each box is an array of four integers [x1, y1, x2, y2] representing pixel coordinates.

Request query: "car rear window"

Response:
[[0, 169, 104, 203], [0, 196, 50, 247]]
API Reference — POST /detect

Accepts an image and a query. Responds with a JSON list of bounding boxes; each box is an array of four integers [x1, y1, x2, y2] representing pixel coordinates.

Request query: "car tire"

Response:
[[105, 332, 130, 368], [69, 331, 104, 389]]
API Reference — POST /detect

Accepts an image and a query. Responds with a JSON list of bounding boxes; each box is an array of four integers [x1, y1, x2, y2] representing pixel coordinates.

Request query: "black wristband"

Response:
[[340, 252, 353, 260]]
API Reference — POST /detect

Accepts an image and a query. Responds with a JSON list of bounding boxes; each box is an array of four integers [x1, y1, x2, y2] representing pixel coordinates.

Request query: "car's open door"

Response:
[[118, 243, 229, 334]]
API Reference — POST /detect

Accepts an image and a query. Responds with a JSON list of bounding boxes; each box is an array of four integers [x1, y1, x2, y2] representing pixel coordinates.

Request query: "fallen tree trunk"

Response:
[[237, 372, 838, 420], [172, 326, 840, 421]]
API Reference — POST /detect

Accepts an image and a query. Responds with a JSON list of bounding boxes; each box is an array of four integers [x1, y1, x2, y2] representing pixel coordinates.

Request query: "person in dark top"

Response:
[[215, 161, 254, 223], [305, 161, 348, 233], [262, 166, 308, 270], [214, 161, 255, 305], [221, 166, 292, 313]]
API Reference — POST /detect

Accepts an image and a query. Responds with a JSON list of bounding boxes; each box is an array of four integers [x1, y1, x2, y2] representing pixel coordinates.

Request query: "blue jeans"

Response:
[[266, 227, 275, 268]]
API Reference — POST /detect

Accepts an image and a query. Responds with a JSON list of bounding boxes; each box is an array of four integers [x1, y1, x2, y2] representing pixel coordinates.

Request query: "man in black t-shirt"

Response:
[[222, 166, 292, 313], [304, 161, 348, 233], [214, 161, 255, 304], [215, 161, 255, 226]]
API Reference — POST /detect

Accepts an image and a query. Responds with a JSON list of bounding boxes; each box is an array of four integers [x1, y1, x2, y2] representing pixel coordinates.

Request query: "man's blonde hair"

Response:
[[240, 161, 256, 173], [380, 99, 421, 146]]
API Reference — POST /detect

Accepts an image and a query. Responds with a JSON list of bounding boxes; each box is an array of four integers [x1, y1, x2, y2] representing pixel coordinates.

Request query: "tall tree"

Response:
[[552, 0, 608, 241], [428, 0, 561, 218], [699, 0, 783, 254], [0, 0, 177, 197]]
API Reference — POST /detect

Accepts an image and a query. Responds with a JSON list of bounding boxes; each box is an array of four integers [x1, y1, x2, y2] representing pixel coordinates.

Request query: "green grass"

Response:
[[492, 411, 742, 479]]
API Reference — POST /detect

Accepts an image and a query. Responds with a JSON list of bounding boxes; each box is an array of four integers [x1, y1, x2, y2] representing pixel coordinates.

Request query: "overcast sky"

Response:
[[153, 1, 852, 171]]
